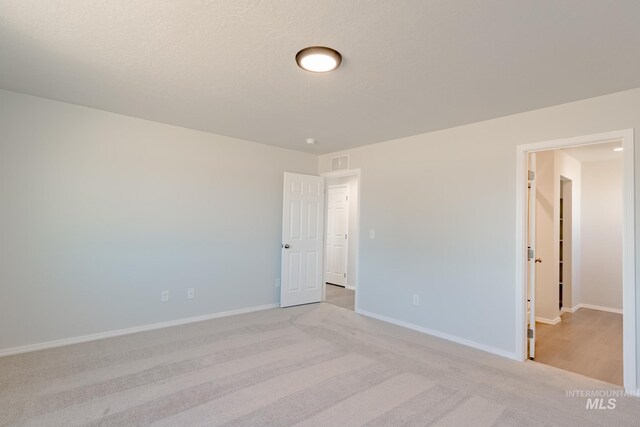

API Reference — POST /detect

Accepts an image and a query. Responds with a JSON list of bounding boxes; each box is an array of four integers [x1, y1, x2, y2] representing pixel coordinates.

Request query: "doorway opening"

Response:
[[516, 130, 636, 392], [322, 170, 360, 312], [279, 170, 360, 311]]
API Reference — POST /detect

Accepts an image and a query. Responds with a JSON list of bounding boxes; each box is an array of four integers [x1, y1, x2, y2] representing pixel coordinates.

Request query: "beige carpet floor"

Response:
[[1, 303, 639, 426]]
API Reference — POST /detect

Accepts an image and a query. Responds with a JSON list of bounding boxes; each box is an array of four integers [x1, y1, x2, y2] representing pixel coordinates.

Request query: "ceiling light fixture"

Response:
[[305, 138, 317, 145], [296, 46, 342, 73], [613, 147, 624, 152]]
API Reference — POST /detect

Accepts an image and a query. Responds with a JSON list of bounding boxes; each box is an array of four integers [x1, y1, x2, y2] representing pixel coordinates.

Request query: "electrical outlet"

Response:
[[412, 294, 420, 306], [161, 290, 169, 302], [369, 229, 376, 239], [187, 288, 195, 299], [275, 278, 281, 288]]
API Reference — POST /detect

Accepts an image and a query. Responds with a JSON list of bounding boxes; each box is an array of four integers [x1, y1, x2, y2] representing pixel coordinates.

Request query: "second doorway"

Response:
[[324, 173, 359, 311]]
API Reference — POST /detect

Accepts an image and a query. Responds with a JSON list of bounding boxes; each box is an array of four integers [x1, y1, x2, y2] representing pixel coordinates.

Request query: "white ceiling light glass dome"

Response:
[[295, 46, 342, 73]]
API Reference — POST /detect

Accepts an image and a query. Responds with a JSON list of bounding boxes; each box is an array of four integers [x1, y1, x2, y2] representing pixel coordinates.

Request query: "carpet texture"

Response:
[[1, 303, 639, 426]]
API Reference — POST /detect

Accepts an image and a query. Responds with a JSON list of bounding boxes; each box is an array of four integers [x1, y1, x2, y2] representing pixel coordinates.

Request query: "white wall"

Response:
[[325, 175, 359, 288], [581, 158, 623, 310], [318, 88, 640, 373], [0, 89, 317, 352]]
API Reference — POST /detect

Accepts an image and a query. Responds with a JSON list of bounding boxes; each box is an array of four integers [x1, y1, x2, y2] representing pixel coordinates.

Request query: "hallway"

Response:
[[325, 284, 355, 311], [535, 308, 622, 385]]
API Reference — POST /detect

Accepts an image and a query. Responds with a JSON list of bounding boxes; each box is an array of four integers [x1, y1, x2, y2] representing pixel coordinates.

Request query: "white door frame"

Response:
[[321, 169, 361, 312], [515, 129, 636, 393], [527, 153, 537, 359]]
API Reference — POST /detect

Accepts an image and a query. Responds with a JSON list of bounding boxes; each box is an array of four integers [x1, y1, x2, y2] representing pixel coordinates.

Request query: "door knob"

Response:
[[535, 258, 542, 263], [283, 244, 290, 249]]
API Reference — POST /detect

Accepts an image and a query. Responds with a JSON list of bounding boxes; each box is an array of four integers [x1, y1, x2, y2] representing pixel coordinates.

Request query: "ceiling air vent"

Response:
[[331, 155, 349, 171]]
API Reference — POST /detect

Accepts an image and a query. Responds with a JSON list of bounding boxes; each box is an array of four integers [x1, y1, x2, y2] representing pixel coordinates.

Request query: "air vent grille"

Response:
[[331, 156, 349, 171]]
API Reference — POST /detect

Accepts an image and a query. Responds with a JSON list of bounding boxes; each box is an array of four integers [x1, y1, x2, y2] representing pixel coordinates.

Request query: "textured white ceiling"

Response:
[[1, 1, 640, 154]]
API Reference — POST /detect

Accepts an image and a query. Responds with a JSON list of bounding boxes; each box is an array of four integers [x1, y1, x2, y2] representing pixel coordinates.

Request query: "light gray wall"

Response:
[[581, 158, 623, 310], [0, 89, 317, 351], [325, 175, 359, 288], [318, 88, 640, 371]]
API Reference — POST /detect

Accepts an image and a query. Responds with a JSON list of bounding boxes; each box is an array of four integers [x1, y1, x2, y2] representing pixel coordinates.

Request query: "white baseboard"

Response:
[[561, 305, 580, 314], [0, 303, 278, 358], [535, 316, 562, 325], [579, 303, 623, 314], [561, 303, 623, 315], [356, 309, 517, 360]]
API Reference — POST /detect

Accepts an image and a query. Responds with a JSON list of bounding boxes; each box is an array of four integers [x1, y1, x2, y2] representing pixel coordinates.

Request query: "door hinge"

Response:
[[345, 234, 347, 239], [344, 273, 347, 278], [527, 328, 534, 339], [527, 247, 534, 260], [346, 195, 349, 201], [528, 170, 535, 181]]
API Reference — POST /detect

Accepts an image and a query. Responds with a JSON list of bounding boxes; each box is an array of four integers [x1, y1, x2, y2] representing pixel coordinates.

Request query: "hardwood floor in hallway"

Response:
[[535, 308, 622, 385], [325, 284, 355, 311]]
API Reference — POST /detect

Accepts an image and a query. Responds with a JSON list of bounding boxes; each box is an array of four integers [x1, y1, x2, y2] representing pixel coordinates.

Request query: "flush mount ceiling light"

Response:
[[296, 46, 342, 73], [305, 138, 317, 145]]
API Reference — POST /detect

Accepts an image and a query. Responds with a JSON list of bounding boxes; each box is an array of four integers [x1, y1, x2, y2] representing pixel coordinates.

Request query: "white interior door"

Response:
[[325, 184, 349, 286], [281, 172, 325, 307], [527, 153, 537, 359]]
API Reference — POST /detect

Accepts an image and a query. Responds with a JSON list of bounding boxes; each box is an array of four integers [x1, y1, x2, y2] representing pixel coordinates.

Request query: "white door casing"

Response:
[[527, 153, 537, 359], [516, 130, 635, 393], [281, 172, 325, 307], [325, 184, 349, 286]]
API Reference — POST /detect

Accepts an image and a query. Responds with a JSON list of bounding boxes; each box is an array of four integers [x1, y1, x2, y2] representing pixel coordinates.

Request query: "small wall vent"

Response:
[[331, 155, 349, 171]]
